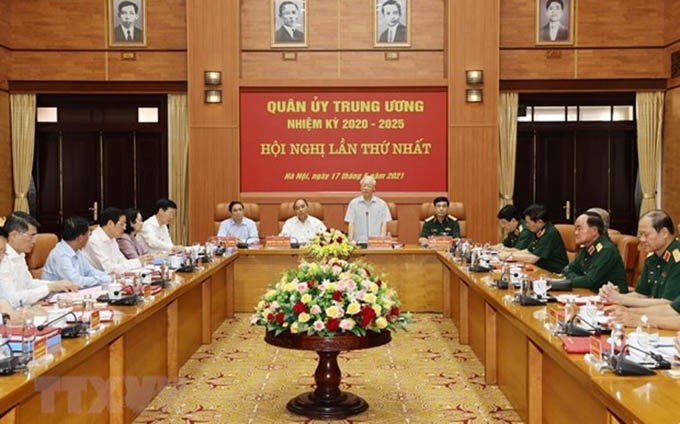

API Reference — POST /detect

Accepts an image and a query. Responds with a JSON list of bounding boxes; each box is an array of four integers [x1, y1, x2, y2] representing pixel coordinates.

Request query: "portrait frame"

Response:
[[108, 0, 147, 47], [374, 0, 411, 48], [271, 0, 308, 48], [535, 0, 574, 45]]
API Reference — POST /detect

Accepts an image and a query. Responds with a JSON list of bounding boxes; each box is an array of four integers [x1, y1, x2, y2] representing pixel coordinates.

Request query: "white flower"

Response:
[[339, 318, 356, 330], [310, 304, 322, 314], [313, 320, 325, 331]]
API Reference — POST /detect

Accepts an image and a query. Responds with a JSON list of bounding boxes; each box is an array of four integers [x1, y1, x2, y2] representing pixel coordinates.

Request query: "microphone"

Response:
[[37, 311, 87, 339], [564, 314, 606, 337], [289, 236, 300, 249], [608, 344, 661, 375], [0, 340, 20, 375], [365, 211, 370, 242]]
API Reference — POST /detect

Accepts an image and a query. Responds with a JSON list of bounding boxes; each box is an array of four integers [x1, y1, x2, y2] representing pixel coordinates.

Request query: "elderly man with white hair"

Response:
[[344, 175, 392, 243]]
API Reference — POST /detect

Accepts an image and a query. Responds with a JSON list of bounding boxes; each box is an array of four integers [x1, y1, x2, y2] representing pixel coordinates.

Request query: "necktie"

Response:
[[126, 30, 131, 41]]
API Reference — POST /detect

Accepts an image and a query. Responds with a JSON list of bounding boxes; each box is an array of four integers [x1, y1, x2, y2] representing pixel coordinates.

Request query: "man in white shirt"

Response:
[[83, 207, 152, 274], [279, 198, 326, 244], [138, 198, 183, 254], [344, 175, 392, 243], [0, 212, 78, 309]]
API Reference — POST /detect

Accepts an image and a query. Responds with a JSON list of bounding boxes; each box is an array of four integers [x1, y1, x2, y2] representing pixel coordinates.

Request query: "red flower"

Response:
[[336, 237, 343, 243], [360, 306, 376, 327], [326, 318, 340, 331], [376, 279, 382, 287], [267, 313, 274, 322], [332, 291, 343, 302], [293, 301, 307, 315], [390, 307, 400, 317], [307, 279, 316, 289], [276, 312, 284, 325]]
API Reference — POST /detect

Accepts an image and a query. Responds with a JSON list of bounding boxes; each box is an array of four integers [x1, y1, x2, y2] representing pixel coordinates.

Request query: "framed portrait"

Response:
[[271, 0, 307, 48], [108, 0, 147, 47], [374, 0, 410, 48], [536, 0, 574, 45]]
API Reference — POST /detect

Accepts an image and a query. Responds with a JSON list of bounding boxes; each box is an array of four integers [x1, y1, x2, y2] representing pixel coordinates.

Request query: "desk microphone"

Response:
[[365, 211, 370, 243], [564, 314, 606, 337], [289, 237, 300, 249], [608, 343, 663, 376], [37, 311, 87, 339], [0, 340, 20, 375]]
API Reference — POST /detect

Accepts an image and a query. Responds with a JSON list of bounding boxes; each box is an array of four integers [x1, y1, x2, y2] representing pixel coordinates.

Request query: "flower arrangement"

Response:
[[303, 228, 355, 261], [251, 258, 411, 337]]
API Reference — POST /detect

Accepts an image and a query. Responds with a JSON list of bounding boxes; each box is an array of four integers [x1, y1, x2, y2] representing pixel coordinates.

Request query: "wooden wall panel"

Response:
[[500, 0, 535, 47], [576, 49, 667, 79], [578, 1, 664, 46], [9, 0, 186, 49], [339, 52, 444, 79], [107, 52, 187, 80], [0, 92, 12, 216], [500, 50, 575, 80], [662, 88, 680, 224], [666, 0, 680, 44]]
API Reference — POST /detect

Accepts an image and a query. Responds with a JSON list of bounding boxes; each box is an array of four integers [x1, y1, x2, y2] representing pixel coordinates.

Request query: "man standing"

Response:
[[500, 204, 568, 273], [562, 212, 628, 293], [344, 175, 391, 243], [43, 217, 112, 288], [114, 0, 144, 42], [0, 212, 78, 308], [539, 0, 568, 42], [217, 201, 259, 244], [378, 0, 407, 43], [419, 196, 460, 246], [138, 199, 183, 254], [279, 198, 326, 243], [601, 210, 680, 327], [83, 207, 151, 273], [275, 1, 304, 43]]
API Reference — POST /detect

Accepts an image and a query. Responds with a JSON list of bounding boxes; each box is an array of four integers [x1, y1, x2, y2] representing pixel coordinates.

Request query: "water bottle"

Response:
[[563, 299, 576, 326], [610, 322, 625, 359], [21, 317, 35, 366]]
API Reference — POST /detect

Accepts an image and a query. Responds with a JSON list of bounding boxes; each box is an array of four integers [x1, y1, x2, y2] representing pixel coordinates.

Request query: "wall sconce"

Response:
[[204, 70, 222, 85], [465, 89, 483, 103], [204, 89, 222, 104], [465, 70, 484, 84]]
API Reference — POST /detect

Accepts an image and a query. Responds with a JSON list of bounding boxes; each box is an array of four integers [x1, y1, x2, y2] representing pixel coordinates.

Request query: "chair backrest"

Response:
[[554, 224, 577, 262], [418, 202, 466, 237], [214, 202, 260, 233], [609, 233, 640, 288], [26, 233, 59, 279], [633, 247, 650, 289], [386, 202, 398, 237], [277, 201, 325, 232]]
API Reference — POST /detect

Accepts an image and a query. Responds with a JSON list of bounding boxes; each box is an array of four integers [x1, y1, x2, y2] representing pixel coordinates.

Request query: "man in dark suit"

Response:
[[275, 1, 304, 43], [378, 0, 407, 43], [114, 0, 144, 43], [539, 0, 568, 42]]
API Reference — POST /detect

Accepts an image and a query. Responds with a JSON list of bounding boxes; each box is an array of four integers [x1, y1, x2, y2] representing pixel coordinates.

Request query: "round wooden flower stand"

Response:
[[265, 330, 391, 420]]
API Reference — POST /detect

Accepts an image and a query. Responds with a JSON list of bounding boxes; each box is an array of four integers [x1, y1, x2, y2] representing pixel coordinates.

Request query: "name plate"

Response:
[[265, 236, 291, 249], [428, 236, 453, 250], [367, 236, 393, 249], [33, 337, 47, 361], [211, 236, 238, 247], [90, 309, 101, 330], [589, 336, 602, 362]]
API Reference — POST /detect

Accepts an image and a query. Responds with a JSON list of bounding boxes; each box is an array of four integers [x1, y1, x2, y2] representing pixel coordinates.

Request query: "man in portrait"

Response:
[[378, 0, 407, 43], [275, 1, 304, 43], [114, 0, 144, 43], [539, 0, 569, 42]]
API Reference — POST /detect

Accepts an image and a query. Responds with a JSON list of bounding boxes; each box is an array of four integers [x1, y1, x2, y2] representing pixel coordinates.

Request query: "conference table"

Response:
[[0, 247, 676, 423]]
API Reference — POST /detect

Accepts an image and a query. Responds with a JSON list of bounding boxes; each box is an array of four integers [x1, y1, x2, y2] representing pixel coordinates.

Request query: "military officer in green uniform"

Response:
[[602, 210, 680, 329], [419, 196, 460, 246], [563, 212, 628, 293], [499, 204, 568, 273], [493, 204, 533, 250]]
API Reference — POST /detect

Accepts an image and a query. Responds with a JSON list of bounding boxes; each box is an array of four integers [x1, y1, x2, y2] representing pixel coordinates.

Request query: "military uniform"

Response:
[[563, 234, 628, 293], [636, 238, 680, 312], [527, 222, 568, 273], [502, 219, 532, 250], [420, 215, 460, 238]]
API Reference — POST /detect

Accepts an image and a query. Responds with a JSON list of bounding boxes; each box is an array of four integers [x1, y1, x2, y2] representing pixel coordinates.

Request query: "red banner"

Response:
[[240, 91, 447, 191]]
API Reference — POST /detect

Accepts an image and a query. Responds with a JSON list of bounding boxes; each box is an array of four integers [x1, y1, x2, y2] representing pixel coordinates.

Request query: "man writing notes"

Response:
[[562, 212, 628, 293], [345, 175, 391, 244], [43, 217, 112, 288], [419, 196, 460, 246], [493, 205, 533, 250], [83, 207, 152, 273], [499, 204, 568, 273], [279, 198, 326, 244], [138, 198, 183, 254], [601, 210, 680, 328]]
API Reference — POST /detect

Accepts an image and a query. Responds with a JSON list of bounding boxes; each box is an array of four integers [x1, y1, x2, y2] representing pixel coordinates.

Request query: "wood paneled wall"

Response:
[[662, 88, 680, 224], [0, 0, 11, 216]]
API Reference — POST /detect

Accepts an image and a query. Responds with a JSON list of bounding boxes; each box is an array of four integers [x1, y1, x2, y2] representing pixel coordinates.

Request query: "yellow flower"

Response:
[[298, 312, 310, 323], [265, 290, 277, 300], [256, 300, 265, 310], [301, 293, 312, 304], [346, 302, 361, 315], [309, 262, 320, 273], [325, 306, 341, 319], [291, 322, 299, 333], [369, 282, 379, 292], [284, 282, 297, 292], [372, 304, 382, 316], [375, 317, 388, 329], [364, 293, 377, 304], [262, 308, 271, 318], [324, 282, 336, 291]]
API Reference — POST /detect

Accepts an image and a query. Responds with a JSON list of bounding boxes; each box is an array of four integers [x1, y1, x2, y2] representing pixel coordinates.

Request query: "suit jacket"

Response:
[[539, 23, 568, 42], [275, 26, 304, 43], [114, 25, 144, 42], [379, 24, 407, 43]]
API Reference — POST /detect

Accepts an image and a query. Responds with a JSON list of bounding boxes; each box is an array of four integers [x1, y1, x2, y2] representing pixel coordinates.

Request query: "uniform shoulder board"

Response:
[[673, 249, 680, 263], [447, 214, 458, 221], [596, 243, 603, 252], [425, 216, 435, 222]]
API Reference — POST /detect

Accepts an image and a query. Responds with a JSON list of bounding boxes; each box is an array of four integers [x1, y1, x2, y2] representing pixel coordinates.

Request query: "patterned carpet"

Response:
[[133, 314, 522, 423]]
